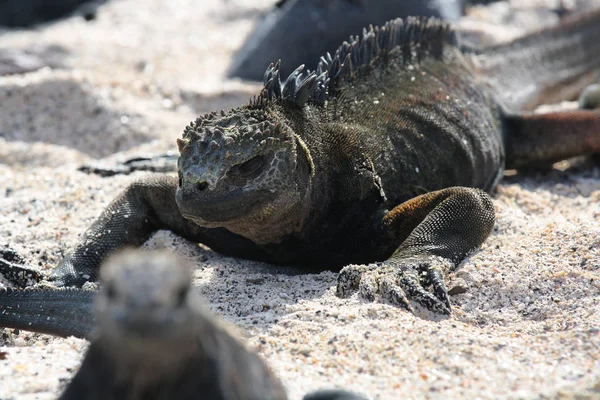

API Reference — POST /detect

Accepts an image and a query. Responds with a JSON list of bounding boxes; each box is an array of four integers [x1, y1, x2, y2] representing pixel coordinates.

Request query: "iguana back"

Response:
[[312, 20, 504, 202]]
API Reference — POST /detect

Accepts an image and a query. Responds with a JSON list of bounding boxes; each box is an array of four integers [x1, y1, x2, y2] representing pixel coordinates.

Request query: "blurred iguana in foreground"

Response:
[[54, 250, 364, 400], [1, 10, 600, 337], [226, 0, 467, 80]]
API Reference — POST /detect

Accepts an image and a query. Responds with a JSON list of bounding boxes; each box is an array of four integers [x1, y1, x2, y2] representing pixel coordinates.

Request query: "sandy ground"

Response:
[[0, 0, 599, 399]]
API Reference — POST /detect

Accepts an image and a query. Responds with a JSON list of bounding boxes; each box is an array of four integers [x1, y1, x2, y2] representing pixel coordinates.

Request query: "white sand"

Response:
[[1, 1, 599, 399]]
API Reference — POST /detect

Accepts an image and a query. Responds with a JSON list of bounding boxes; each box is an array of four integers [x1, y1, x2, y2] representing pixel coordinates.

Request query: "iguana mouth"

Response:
[[175, 187, 274, 225]]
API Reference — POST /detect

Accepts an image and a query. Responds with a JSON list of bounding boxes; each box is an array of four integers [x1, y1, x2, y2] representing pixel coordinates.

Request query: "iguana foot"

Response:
[[48, 258, 93, 287], [336, 255, 453, 314], [78, 152, 178, 177], [0, 248, 96, 288], [0, 247, 44, 287]]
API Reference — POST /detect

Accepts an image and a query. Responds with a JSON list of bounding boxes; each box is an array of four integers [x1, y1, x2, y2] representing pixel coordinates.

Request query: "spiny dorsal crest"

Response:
[[249, 16, 455, 108]]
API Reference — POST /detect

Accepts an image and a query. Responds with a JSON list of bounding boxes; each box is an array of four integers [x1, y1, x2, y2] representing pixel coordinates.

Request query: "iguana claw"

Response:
[[0, 247, 44, 287], [336, 256, 453, 315]]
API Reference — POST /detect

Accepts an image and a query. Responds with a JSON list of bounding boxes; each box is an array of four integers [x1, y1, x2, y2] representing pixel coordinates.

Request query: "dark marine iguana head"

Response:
[[175, 17, 455, 244], [174, 58, 333, 244], [175, 104, 316, 244]]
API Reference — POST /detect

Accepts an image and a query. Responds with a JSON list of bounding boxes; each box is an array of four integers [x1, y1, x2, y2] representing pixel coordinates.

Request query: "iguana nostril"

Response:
[[196, 181, 208, 191]]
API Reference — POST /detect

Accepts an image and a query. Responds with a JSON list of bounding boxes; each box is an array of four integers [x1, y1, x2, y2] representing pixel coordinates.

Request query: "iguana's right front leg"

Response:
[[50, 176, 199, 286], [50, 175, 263, 287], [337, 187, 495, 314]]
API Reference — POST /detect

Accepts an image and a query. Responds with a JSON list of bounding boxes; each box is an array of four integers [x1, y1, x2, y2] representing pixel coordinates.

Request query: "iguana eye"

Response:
[[228, 155, 267, 180]]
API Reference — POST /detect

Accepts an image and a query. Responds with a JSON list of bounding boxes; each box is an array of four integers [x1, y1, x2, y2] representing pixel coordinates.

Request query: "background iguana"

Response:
[[1, 10, 600, 331], [227, 0, 469, 80], [226, 0, 600, 81]]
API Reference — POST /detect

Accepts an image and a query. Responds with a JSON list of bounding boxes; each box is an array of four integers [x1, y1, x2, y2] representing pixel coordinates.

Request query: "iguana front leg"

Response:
[[49, 175, 264, 287], [337, 187, 495, 314], [46, 175, 194, 286]]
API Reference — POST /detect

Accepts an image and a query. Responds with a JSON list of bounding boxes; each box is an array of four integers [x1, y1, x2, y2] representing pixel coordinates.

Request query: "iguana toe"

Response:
[[336, 264, 378, 298], [0, 247, 44, 287], [357, 271, 378, 302], [426, 264, 452, 310], [378, 275, 413, 312], [397, 265, 451, 315]]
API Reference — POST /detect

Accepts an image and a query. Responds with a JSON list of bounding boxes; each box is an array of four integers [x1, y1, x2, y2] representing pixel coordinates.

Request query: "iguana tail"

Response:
[[503, 110, 600, 169], [0, 288, 95, 339], [471, 8, 600, 111]]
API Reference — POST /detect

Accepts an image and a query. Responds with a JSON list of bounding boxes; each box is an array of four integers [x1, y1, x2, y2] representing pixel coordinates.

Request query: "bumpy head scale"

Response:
[[177, 109, 294, 191]]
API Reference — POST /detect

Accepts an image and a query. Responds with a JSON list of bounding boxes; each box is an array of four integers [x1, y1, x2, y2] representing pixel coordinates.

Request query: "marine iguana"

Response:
[[227, 0, 466, 81], [49, 250, 365, 400], [225, 0, 595, 81], [0, 0, 105, 28], [1, 11, 600, 333]]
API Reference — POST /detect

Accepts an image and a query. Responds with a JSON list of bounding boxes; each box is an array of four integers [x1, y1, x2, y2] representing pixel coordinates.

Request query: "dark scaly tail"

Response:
[[471, 9, 600, 111], [0, 288, 95, 339]]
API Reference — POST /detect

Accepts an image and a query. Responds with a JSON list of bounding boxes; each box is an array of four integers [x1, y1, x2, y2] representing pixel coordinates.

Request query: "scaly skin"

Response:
[[2, 12, 600, 327], [0, 286, 95, 338], [57, 250, 365, 400]]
